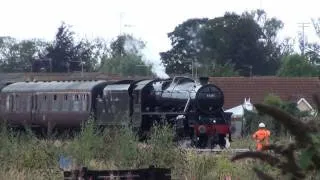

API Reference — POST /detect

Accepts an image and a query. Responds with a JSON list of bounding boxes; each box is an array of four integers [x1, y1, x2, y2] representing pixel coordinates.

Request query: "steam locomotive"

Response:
[[0, 76, 232, 148]]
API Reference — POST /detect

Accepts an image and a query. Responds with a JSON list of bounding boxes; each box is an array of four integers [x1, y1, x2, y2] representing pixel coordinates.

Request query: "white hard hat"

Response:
[[259, 123, 266, 128]]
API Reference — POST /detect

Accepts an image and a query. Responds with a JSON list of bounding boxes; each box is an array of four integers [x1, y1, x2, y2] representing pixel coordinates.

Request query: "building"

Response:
[[209, 76, 320, 138], [209, 76, 320, 112]]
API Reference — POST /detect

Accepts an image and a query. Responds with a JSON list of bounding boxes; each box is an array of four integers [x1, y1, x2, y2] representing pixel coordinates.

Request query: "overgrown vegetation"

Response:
[[232, 93, 320, 180], [0, 119, 275, 179], [1, 98, 319, 180]]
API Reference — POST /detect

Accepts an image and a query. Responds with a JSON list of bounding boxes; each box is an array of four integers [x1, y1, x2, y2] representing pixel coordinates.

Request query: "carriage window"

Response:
[[11, 95, 15, 112], [52, 94, 59, 111], [75, 95, 79, 101], [15, 94, 19, 112], [72, 94, 80, 111], [42, 95, 47, 111], [86, 94, 90, 111], [33, 95, 38, 111], [6, 95, 11, 111], [62, 94, 69, 111], [81, 94, 87, 111]]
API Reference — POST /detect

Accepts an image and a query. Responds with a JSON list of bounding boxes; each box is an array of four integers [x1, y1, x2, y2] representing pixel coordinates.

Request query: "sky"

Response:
[[0, 0, 319, 77]]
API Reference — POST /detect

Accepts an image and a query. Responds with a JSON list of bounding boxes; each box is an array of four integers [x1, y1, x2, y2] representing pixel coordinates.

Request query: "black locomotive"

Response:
[[0, 76, 232, 148]]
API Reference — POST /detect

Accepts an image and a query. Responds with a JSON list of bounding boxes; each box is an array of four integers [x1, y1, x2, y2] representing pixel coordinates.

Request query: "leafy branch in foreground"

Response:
[[231, 93, 320, 180]]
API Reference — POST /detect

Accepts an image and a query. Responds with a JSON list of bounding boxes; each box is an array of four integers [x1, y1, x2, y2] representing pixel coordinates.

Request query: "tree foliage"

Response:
[[277, 54, 319, 77], [99, 54, 152, 76], [160, 9, 284, 76], [110, 34, 145, 58], [0, 37, 48, 72], [99, 34, 152, 76], [39, 22, 100, 72], [160, 18, 209, 74], [210, 62, 240, 77]]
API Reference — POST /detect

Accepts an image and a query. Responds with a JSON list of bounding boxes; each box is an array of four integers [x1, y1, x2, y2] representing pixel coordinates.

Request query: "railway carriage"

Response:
[[0, 80, 108, 132]]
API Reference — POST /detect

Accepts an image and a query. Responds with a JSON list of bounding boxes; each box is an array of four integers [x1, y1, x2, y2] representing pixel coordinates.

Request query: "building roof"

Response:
[[209, 76, 320, 109]]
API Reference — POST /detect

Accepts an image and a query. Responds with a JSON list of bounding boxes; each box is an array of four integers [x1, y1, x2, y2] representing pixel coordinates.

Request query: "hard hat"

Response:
[[259, 123, 266, 128]]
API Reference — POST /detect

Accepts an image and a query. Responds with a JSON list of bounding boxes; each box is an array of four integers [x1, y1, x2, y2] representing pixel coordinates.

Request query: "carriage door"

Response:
[[31, 94, 38, 124]]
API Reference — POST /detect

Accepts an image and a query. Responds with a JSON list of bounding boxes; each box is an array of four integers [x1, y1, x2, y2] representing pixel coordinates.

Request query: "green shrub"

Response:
[[103, 126, 140, 168], [65, 118, 105, 166]]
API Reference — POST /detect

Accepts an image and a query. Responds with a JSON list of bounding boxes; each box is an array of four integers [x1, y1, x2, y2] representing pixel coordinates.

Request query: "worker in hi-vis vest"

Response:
[[252, 123, 271, 151]]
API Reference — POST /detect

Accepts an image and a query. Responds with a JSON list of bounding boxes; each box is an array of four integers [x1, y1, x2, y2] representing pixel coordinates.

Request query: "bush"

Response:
[[65, 118, 106, 166]]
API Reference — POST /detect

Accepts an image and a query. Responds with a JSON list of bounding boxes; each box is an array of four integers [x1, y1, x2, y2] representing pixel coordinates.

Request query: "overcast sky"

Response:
[[0, 0, 319, 77]]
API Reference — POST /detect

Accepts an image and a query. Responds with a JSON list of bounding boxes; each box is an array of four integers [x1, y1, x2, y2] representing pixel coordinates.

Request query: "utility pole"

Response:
[[298, 22, 310, 55]]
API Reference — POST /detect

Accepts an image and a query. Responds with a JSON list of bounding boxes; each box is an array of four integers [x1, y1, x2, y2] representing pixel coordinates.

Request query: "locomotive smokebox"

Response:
[[199, 77, 209, 85], [195, 84, 224, 114]]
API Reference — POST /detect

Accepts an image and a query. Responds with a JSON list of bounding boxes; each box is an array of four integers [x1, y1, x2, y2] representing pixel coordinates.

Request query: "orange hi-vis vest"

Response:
[[252, 129, 270, 151]]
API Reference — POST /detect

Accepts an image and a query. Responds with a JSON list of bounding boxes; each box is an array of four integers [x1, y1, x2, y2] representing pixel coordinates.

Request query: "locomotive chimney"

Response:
[[199, 77, 209, 85]]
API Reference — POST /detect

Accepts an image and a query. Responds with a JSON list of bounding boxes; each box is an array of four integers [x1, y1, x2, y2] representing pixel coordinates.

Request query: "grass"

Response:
[[0, 120, 303, 180]]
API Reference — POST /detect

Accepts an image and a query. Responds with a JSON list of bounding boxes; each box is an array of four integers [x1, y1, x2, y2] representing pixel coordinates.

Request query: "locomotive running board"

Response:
[[141, 112, 186, 115]]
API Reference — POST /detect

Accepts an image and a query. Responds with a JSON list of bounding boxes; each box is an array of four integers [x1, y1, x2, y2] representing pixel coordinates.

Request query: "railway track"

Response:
[[176, 138, 251, 154], [183, 148, 251, 154]]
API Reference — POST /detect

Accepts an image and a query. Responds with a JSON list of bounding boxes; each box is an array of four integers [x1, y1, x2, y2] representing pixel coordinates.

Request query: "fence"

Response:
[[63, 166, 171, 180]]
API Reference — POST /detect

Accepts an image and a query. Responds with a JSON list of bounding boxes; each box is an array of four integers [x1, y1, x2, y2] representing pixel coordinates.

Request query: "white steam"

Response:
[[123, 38, 169, 79], [140, 45, 169, 79]]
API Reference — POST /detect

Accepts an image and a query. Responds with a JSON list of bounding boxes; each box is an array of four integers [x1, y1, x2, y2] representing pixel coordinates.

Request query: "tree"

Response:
[[160, 18, 209, 74], [110, 34, 145, 57], [99, 54, 152, 76], [301, 18, 320, 64], [312, 18, 320, 37], [40, 22, 100, 72], [203, 12, 270, 75], [99, 34, 152, 76], [160, 10, 284, 76], [0, 36, 47, 72], [305, 43, 320, 64], [279, 37, 296, 57], [210, 62, 240, 77], [242, 9, 284, 44], [277, 54, 319, 77]]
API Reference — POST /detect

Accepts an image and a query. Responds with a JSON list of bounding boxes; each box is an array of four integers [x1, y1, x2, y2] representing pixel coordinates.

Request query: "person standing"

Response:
[[252, 123, 271, 151]]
